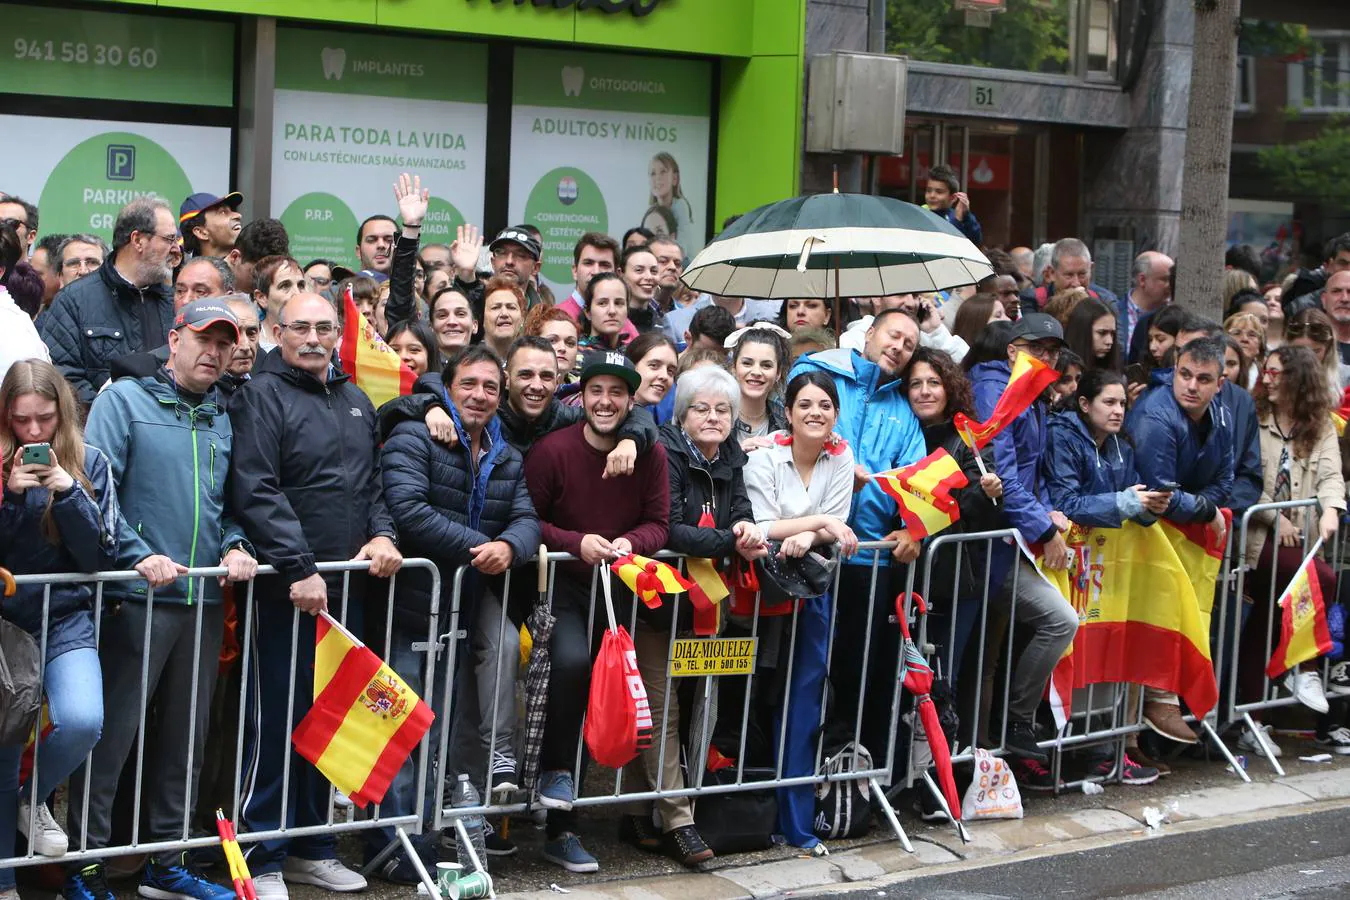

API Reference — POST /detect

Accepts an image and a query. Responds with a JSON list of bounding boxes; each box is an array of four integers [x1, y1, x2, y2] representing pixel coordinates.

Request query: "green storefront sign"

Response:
[[1, 4, 235, 105]]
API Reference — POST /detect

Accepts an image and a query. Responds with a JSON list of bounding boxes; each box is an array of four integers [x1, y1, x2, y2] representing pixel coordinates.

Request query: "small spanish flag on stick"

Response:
[[1267, 538, 1334, 679], [337, 283, 417, 409], [953, 350, 1059, 449], [874, 448, 969, 539], [291, 612, 433, 808], [611, 554, 694, 609]]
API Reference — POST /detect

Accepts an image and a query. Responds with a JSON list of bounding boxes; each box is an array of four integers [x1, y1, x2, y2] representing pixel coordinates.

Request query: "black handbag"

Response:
[[692, 766, 779, 855], [755, 543, 837, 605], [0, 615, 42, 747]]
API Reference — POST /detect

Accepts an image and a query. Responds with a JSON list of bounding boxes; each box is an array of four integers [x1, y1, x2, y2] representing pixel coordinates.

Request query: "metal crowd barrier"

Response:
[[1222, 498, 1340, 774], [2, 559, 442, 877], [429, 542, 949, 854]]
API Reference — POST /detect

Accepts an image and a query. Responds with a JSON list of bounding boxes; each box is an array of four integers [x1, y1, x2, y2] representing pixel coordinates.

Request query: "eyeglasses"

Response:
[[688, 403, 733, 419], [1013, 341, 1060, 362], [1285, 323, 1333, 342], [141, 230, 179, 245], [1227, 328, 1263, 342], [491, 247, 534, 264], [308, 275, 333, 289], [0, 217, 28, 231], [61, 256, 102, 272], [280, 320, 337, 338]]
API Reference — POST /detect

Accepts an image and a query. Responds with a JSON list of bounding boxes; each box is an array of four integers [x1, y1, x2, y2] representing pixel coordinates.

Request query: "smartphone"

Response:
[[1125, 363, 1148, 385], [21, 442, 51, 466], [1148, 480, 1179, 493]]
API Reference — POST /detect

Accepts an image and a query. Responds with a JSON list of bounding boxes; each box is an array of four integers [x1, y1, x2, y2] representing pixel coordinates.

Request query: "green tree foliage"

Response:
[[1258, 119, 1350, 210], [885, 0, 1072, 74]]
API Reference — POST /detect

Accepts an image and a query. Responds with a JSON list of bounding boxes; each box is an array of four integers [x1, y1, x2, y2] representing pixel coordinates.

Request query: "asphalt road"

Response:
[[828, 805, 1350, 899]]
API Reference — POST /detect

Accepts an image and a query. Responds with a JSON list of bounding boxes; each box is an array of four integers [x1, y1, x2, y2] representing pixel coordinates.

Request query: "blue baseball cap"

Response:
[[179, 191, 243, 224]]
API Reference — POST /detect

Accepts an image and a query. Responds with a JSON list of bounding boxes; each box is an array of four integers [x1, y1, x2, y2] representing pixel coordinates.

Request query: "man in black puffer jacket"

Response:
[[374, 343, 540, 877], [39, 198, 176, 405]]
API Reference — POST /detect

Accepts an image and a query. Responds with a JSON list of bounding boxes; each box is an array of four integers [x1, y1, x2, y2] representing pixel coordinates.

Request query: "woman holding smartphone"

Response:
[[0, 360, 119, 874]]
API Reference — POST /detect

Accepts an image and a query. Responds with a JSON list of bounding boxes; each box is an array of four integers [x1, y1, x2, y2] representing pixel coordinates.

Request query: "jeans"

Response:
[[1001, 559, 1078, 723], [0, 647, 103, 890]]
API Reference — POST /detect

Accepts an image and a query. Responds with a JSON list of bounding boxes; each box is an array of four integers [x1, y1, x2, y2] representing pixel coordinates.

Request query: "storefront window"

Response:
[[885, 0, 1075, 75]]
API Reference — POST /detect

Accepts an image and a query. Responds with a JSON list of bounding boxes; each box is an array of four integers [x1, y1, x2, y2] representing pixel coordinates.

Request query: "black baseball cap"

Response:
[[1007, 312, 1065, 345], [579, 350, 641, 393], [178, 192, 243, 225], [489, 226, 542, 262], [173, 299, 240, 340]]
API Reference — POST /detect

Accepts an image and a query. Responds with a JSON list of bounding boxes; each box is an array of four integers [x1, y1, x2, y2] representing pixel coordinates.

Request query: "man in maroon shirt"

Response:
[[524, 351, 711, 872]]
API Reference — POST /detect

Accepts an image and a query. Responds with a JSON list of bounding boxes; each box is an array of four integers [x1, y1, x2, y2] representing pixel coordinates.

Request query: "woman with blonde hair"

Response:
[[1043, 286, 1090, 327], [1221, 268, 1259, 312], [0, 360, 119, 873], [1224, 311, 1266, 390]]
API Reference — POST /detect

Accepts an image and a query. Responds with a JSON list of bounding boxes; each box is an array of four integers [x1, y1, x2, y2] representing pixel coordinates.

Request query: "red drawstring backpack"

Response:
[[584, 570, 653, 768]]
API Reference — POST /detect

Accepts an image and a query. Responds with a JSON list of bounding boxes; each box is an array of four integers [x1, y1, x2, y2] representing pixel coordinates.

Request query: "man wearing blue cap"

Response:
[[180, 191, 243, 260]]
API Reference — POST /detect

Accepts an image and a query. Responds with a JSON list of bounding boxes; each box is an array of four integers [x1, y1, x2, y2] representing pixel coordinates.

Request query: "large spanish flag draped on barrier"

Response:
[[292, 613, 433, 808], [1266, 539, 1333, 678], [337, 284, 417, 409], [953, 351, 1059, 450], [1037, 512, 1227, 729], [873, 448, 970, 539]]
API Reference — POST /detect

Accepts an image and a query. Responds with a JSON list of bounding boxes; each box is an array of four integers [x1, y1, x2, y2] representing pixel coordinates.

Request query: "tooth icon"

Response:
[[561, 66, 584, 97], [321, 47, 347, 81]]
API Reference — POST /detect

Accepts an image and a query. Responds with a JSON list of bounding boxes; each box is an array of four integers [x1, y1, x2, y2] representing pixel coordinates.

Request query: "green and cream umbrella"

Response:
[[681, 193, 992, 312]]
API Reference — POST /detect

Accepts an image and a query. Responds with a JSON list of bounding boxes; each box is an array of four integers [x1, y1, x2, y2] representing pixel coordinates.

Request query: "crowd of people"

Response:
[[2, 168, 1350, 900]]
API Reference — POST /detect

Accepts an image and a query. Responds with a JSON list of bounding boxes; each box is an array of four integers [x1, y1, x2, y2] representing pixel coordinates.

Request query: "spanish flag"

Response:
[[291, 613, 433, 808], [953, 351, 1059, 449], [337, 284, 416, 409], [873, 448, 969, 539], [685, 556, 730, 636], [1038, 515, 1222, 728], [1266, 539, 1333, 678], [18, 701, 53, 785], [612, 554, 694, 609]]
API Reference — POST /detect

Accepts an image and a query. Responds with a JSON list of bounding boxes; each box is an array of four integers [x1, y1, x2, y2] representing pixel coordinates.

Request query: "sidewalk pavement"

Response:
[[494, 761, 1350, 900]]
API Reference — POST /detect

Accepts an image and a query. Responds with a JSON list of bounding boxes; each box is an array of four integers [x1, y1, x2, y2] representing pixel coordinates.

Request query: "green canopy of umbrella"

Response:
[[682, 192, 992, 299]]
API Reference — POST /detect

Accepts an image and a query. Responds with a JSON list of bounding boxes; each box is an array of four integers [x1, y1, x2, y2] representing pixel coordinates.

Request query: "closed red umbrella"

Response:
[[894, 592, 962, 825]]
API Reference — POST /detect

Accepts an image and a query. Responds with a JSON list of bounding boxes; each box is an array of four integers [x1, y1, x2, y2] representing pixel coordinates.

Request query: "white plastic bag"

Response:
[[960, 748, 1023, 820]]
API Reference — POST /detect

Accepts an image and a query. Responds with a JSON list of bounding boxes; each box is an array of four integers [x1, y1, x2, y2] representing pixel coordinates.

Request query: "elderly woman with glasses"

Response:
[[1224, 311, 1266, 390]]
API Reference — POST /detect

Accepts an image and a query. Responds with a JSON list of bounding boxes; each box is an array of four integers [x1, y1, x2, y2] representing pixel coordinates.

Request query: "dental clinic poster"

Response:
[[508, 48, 712, 296], [271, 27, 488, 269]]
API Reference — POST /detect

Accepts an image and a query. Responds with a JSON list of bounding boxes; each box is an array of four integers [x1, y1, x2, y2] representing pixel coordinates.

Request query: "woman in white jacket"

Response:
[[0, 224, 50, 381]]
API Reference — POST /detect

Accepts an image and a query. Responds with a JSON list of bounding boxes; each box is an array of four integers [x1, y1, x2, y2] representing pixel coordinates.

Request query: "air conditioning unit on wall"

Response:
[[806, 51, 908, 155]]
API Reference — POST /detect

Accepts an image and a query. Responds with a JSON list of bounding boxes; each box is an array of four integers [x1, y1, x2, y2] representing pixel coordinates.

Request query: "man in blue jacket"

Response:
[[374, 342, 540, 880], [69, 299, 258, 900], [1127, 336, 1233, 743], [790, 309, 928, 763], [968, 313, 1078, 775]]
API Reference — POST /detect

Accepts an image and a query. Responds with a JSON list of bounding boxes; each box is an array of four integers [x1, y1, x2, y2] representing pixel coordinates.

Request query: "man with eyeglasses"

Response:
[[39, 197, 177, 404], [968, 312, 1079, 782], [229, 291, 401, 900], [0, 194, 38, 256], [449, 224, 546, 314], [56, 233, 108, 288]]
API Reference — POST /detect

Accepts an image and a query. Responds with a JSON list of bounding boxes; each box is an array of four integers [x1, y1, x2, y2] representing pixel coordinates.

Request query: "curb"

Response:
[[495, 768, 1350, 900]]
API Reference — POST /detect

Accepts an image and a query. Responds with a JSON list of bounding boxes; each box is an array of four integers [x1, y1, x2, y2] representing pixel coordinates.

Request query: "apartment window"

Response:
[[1288, 33, 1350, 112], [1235, 55, 1256, 112], [1085, 0, 1118, 77]]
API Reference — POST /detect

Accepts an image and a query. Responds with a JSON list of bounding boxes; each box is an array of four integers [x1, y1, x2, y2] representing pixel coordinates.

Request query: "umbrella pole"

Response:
[[920, 770, 971, 844], [869, 778, 914, 853], [833, 261, 842, 341]]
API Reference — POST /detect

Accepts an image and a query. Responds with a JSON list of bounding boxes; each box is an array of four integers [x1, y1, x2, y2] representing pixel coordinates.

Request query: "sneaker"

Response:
[[1285, 670, 1330, 713], [484, 818, 518, 857], [490, 751, 519, 794], [64, 864, 115, 900], [663, 825, 714, 867], [1314, 725, 1350, 755], [536, 770, 575, 811], [1127, 745, 1172, 777], [1011, 758, 1059, 793], [1091, 754, 1160, 786], [138, 854, 236, 900], [332, 788, 353, 809], [281, 858, 368, 893], [1143, 702, 1199, 744], [1327, 662, 1350, 695], [373, 853, 423, 886], [252, 873, 288, 900], [617, 814, 662, 852], [542, 832, 598, 873], [1237, 722, 1283, 759], [916, 789, 950, 823], [17, 797, 69, 857], [1005, 719, 1049, 764]]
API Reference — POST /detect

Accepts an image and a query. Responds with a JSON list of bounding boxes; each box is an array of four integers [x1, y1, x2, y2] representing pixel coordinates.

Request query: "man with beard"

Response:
[[790, 308, 930, 771], [40, 198, 177, 404], [524, 351, 714, 872]]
